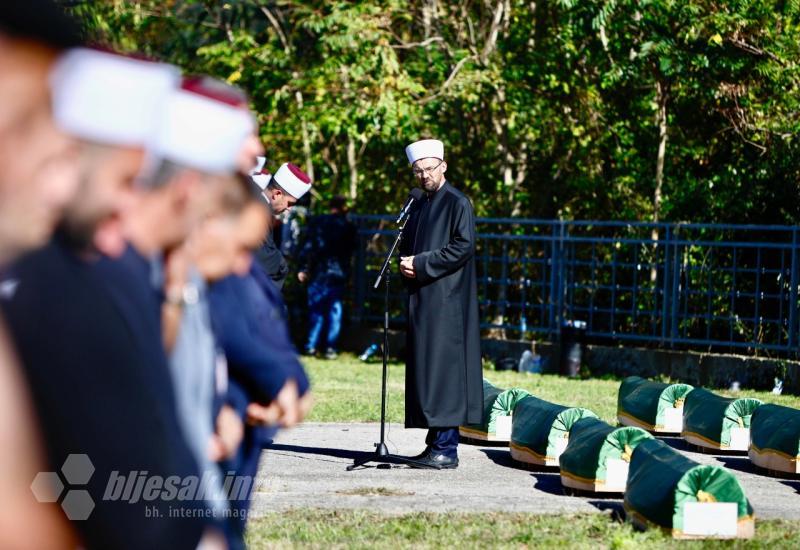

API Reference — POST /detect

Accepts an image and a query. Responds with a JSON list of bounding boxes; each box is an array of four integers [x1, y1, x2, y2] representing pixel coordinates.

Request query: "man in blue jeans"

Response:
[[297, 195, 357, 359]]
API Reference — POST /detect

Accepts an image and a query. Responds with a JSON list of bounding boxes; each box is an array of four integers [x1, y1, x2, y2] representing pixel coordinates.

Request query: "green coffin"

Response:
[[510, 395, 597, 466], [624, 439, 754, 539], [682, 388, 762, 451], [617, 376, 694, 433], [460, 380, 530, 442], [559, 417, 652, 493], [749, 404, 800, 474]]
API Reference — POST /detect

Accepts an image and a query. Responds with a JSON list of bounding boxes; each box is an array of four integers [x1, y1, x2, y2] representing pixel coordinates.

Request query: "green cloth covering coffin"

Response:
[[510, 395, 597, 466], [624, 439, 754, 539], [682, 388, 762, 451], [749, 404, 800, 474], [617, 376, 694, 434], [559, 417, 653, 493], [459, 379, 530, 442]]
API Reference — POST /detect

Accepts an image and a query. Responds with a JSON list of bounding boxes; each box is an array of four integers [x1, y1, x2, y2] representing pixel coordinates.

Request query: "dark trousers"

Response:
[[425, 427, 459, 458]]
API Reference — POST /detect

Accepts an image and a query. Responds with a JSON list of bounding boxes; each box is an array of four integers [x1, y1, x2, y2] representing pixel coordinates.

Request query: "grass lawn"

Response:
[[302, 353, 800, 424], [246, 510, 799, 549], [248, 353, 800, 548]]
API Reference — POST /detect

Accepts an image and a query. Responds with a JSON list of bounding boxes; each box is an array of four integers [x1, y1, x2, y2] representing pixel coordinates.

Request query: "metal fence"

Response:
[[349, 215, 800, 357]]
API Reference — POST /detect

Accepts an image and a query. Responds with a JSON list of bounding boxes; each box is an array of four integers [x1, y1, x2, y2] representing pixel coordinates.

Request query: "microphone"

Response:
[[396, 188, 425, 224]]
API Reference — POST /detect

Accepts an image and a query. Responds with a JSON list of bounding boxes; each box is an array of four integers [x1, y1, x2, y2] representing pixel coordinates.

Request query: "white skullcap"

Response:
[[250, 156, 271, 189], [405, 139, 444, 165], [149, 77, 256, 174], [252, 170, 272, 191], [273, 162, 311, 199], [50, 48, 180, 147], [250, 156, 267, 175]]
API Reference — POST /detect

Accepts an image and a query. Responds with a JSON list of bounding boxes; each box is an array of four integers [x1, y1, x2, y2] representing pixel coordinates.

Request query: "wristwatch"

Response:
[[165, 283, 200, 306]]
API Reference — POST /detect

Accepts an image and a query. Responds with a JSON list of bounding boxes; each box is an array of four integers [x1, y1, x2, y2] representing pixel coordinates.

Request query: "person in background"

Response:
[[250, 160, 312, 289], [297, 194, 357, 359]]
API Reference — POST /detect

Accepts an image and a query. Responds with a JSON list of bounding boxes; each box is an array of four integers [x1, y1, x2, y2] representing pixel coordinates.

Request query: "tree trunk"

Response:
[[480, 0, 506, 65], [293, 73, 314, 184], [650, 79, 668, 283], [347, 134, 358, 200]]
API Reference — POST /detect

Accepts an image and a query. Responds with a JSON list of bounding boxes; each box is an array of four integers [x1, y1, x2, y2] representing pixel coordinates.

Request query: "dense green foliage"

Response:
[[66, 1, 800, 222]]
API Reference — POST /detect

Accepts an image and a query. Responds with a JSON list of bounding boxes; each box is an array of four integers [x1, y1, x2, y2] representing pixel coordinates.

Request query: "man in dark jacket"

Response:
[[398, 139, 483, 470], [297, 195, 357, 358], [251, 161, 312, 289]]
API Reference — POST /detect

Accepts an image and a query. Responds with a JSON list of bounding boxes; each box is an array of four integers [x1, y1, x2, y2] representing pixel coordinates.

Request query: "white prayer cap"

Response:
[[405, 139, 444, 165], [149, 76, 256, 174], [250, 156, 272, 190], [50, 48, 180, 147], [272, 162, 311, 199], [250, 156, 267, 175], [251, 169, 272, 191]]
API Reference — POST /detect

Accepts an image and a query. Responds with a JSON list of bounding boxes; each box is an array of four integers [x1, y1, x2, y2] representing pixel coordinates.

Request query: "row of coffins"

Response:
[[749, 404, 800, 474], [458, 379, 529, 442], [624, 439, 755, 539], [460, 377, 800, 539], [617, 376, 800, 472]]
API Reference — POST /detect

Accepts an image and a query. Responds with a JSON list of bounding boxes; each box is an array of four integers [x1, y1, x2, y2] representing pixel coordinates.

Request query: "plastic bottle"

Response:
[[359, 343, 380, 362]]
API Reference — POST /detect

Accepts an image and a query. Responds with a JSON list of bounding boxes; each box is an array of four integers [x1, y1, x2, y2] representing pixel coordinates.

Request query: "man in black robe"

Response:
[[399, 138, 483, 469]]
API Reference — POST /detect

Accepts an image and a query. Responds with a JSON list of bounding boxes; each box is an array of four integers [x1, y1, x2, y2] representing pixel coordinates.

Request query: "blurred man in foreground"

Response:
[[0, 3, 83, 548], [2, 49, 224, 549]]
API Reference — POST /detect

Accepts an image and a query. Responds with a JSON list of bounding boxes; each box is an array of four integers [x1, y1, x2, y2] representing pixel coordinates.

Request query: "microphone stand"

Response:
[[347, 211, 440, 471]]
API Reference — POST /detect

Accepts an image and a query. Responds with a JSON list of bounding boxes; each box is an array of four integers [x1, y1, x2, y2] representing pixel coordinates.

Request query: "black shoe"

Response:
[[409, 446, 431, 460], [302, 348, 317, 357], [408, 452, 459, 469], [324, 348, 338, 360]]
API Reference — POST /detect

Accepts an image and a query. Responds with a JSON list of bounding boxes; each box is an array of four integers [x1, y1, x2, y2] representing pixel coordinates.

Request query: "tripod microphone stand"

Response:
[[347, 212, 440, 471]]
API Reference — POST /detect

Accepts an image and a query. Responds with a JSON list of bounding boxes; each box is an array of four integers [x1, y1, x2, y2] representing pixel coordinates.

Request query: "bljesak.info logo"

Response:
[[31, 454, 253, 521]]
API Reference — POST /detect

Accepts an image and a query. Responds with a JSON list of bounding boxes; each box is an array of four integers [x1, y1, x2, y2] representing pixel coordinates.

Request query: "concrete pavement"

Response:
[[250, 423, 800, 520]]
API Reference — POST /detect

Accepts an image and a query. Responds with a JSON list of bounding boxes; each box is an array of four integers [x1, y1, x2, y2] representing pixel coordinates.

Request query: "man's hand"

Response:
[[298, 391, 314, 422], [297, 271, 308, 283], [399, 256, 416, 278], [246, 379, 301, 428], [208, 405, 244, 462]]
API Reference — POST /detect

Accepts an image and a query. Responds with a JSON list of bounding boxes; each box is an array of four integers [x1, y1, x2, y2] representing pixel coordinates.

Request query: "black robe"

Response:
[[400, 181, 483, 428]]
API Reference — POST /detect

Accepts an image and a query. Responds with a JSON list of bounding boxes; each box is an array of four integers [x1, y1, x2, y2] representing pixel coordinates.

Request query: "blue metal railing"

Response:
[[349, 216, 800, 357]]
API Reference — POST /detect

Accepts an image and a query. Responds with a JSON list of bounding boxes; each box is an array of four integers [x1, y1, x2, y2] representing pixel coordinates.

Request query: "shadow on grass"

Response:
[[588, 500, 625, 521], [563, 486, 624, 501]]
